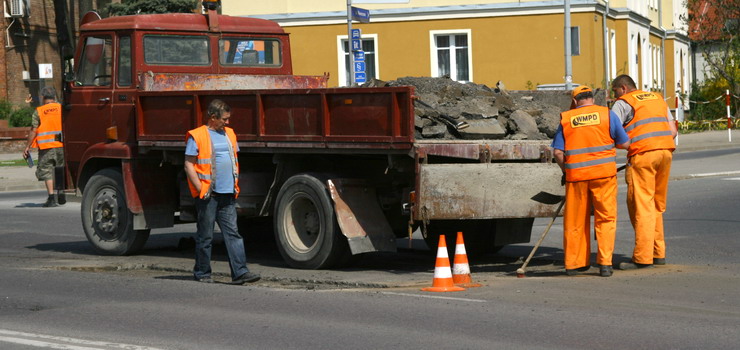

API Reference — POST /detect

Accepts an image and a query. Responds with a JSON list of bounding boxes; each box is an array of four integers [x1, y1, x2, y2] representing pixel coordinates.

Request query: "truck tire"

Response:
[[81, 168, 150, 255], [274, 174, 351, 269]]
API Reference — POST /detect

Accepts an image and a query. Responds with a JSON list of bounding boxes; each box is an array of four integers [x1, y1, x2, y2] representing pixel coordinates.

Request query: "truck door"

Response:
[[64, 34, 114, 175]]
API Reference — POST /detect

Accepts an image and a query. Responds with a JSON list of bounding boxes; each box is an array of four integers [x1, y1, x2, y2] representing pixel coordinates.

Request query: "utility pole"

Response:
[[347, 0, 355, 86]]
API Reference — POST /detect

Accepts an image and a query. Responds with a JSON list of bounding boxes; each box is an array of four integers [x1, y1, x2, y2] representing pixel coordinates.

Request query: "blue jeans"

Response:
[[193, 193, 249, 280]]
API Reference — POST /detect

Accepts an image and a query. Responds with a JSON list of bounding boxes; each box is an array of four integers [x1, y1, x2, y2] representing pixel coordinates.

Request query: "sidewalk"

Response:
[[2, 130, 740, 192]]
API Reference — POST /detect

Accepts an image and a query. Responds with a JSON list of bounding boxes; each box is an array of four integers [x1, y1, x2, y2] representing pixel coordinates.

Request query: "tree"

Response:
[[686, 0, 740, 117], [105, 0, 198, 16]]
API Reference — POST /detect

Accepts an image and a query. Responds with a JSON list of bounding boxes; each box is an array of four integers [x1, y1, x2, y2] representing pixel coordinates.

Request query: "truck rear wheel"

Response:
[[274, 174, 351, 269], [81, 168, 150, 255]]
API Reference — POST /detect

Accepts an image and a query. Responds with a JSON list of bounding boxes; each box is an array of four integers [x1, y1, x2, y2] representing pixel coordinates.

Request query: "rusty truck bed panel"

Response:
[[136, 87, 415, 149], [417, 162, 564, 220], [139, 73, 329, 91], [415, 139, 553, 161]]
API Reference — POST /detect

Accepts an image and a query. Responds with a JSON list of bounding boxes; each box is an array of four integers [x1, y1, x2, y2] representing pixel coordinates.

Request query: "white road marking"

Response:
[[0, 329, 164, 350], [721, 177, 740, 181], [684, 171, 740, 179], [382, 291, 486, 303]]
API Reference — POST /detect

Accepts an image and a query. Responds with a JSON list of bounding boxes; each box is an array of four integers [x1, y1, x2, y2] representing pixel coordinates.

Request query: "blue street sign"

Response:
[[351, 7, 370, 23], [354, 61, 366, 73], [354, 72, 367, 83], [354, 51, 365, 62], [351, 29, 361, 39], [351, 39, 362, 52]]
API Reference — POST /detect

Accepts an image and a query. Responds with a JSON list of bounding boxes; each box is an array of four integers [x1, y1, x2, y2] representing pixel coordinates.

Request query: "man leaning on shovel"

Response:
[[551, 86, 630, 277]]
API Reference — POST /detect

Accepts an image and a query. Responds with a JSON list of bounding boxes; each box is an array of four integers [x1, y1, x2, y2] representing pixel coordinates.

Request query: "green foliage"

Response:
[[0, 100, 12, 120], [106, 0, 198, 16], [9, 107, 34, 127]]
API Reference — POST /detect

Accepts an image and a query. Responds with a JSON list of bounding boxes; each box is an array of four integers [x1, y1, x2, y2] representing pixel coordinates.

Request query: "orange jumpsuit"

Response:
[[619, 91, 675, 264], [560, 105, 618, 269]]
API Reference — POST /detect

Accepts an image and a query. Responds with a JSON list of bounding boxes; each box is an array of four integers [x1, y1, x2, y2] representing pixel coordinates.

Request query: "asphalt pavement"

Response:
[[2, 130, 739, 192]]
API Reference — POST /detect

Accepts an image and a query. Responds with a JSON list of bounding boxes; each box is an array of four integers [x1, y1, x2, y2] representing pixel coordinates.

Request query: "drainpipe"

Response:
[[564, 0, 573, 90], [659, 0, 667, 96], [602, 0, 610, 89]]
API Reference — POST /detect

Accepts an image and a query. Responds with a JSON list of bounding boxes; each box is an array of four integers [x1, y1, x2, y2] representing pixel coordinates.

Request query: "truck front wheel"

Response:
[[81, 168, 150, 255], [274, 174, 351, 269]]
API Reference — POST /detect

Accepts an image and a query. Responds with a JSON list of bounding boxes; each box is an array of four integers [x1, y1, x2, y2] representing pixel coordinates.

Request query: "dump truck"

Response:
[[60, 9, 564, 269]]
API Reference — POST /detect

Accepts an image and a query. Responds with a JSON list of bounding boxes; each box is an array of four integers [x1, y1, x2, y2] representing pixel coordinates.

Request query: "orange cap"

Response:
[[572, 85, 592, 98]]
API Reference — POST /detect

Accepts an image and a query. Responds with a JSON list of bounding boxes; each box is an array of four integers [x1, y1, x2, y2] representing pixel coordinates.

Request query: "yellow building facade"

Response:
[[224, 0, 691, 102]]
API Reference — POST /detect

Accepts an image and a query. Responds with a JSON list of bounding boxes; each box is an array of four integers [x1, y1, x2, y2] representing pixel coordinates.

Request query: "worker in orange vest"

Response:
[[552, 86, 630, 277], [184, 99, 260, 285], [23, 86, 65, 207], [611, 75, 677, 270]]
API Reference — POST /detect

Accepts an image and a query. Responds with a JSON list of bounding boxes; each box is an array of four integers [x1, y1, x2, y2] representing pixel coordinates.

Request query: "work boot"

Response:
[[653, 258, 666, 265], [618, 261, 653, 270], [599, 265, 613, 277], [565, 266, 590, 276], [229, 272, 261, 285], [57, 191, 66, 205], [195, 276, 214, 283], [42, 195, 58, 208]]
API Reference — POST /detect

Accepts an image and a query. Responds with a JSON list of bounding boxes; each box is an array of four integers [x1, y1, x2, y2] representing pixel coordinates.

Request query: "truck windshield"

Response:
[[219, 38, 281, 67], [144, 35, 210, 66]]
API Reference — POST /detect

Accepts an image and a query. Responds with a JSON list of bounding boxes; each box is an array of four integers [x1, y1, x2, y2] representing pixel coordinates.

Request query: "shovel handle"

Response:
[[519, 198, 565, 272]]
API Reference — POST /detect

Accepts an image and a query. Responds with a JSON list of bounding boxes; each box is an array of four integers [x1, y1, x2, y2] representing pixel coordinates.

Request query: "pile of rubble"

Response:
[[363, 76, 605, 140]]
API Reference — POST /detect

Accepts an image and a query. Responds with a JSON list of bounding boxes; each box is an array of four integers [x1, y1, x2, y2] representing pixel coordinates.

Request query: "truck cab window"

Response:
[[219, 38, 281, 66], [144, 35, 210, 65], [118, 36, 132, 87], [77, 35, 113, 86]]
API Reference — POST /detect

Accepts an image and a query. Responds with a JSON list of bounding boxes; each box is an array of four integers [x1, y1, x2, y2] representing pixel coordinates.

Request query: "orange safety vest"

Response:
[[185, 125, 240, 199], [619, 90, 675, 157], [560, 105, 617, 182], [36, 102, 63, 150]]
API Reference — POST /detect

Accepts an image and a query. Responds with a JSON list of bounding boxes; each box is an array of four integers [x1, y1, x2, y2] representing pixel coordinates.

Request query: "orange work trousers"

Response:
[[563, 176, 617, 270], [625, 149, 672, 264]]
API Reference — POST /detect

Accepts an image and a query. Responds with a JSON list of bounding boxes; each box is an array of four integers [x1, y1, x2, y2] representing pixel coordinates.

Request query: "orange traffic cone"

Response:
[[452, 231, 481, 287], [422, 235, 466, 292]]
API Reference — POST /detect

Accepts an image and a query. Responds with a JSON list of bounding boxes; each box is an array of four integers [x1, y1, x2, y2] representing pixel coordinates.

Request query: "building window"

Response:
[[337, 34, 378, 87], [609, 30, 616, 80], [570, 27, 580, 56], [430, 30, 472, 82]]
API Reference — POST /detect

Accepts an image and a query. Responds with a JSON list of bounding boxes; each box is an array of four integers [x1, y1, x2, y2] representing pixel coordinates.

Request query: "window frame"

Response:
[[336, 33, 379, 87], [429, 29, 473, 83]]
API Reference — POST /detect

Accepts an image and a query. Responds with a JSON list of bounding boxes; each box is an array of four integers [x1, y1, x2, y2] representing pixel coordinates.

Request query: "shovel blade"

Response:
[[531, 191, 565, 205]]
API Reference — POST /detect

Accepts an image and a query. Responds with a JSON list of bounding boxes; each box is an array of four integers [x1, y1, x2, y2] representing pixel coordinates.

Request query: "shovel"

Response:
[[516, 192, 565, 277]]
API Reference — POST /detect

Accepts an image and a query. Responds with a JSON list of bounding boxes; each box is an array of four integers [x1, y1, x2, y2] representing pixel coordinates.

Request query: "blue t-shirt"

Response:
[[551, 107, 629, 151], [185, 129, 239, 194]]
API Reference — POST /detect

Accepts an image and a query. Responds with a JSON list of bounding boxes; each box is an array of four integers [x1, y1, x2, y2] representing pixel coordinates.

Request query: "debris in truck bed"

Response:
[[362, 76, 606, 140]]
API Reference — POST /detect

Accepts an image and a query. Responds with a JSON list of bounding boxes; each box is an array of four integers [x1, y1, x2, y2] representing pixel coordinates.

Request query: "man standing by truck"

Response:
[[611, 75, 677, 270], [23, 87, 65, 208], [552, 86, 630, 277], [184, 99, 260, 284]]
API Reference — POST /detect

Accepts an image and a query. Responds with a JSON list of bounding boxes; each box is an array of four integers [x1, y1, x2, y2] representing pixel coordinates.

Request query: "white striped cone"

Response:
[[452, 231, 481, 287], [422, 235, 465, 292]]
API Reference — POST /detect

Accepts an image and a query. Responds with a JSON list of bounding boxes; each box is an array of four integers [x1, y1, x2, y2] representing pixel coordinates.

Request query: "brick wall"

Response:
[[1, 1, 119, 107]]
